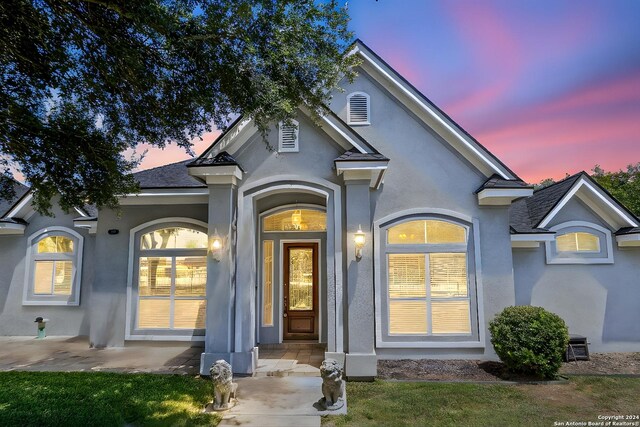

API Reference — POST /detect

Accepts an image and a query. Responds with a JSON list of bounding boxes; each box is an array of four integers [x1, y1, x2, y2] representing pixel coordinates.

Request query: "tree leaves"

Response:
[[0, 0, 356, 214]]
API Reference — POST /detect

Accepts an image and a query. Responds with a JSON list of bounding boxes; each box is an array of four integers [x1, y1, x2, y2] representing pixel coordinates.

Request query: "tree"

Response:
[[592, 164, 640, 216], [0, 0, 356, 214]]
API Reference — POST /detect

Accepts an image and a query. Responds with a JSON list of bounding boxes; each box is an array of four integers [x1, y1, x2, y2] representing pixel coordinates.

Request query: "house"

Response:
[[1, 40, 639, 379]]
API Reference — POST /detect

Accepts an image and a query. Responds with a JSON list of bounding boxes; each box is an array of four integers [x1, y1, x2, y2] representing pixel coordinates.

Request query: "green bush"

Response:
[[489, 306, 569, 379]]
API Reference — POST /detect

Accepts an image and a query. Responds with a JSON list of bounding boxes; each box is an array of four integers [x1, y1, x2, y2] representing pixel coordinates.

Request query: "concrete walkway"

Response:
[[218, 376, 346, 426], [0, 336, 201, 374]]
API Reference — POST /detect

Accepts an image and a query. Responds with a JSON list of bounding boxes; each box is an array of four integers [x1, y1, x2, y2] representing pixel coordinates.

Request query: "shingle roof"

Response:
[[509, 172, 589, 234], [187, 151, 243, 170], [615, 227, 640, 235], [132, 160, 206, 188], [334, 148, 389, 162], [475, 174, 532, 193], [0, 179, 30, 218]]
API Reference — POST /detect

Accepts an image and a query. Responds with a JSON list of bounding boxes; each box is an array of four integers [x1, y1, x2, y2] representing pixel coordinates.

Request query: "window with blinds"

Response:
[[385, 217, 472, 337], [347, 92, 370, 125], [136, 226, 207, 331], [556, 232, 600, 252], [278, 120, 299, 152]]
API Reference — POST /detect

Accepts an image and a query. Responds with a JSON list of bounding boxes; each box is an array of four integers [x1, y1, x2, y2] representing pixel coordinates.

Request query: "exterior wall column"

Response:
[[200, 182, 236, 374], [344, 177, 377, 379], [188, 163, 256, 375]]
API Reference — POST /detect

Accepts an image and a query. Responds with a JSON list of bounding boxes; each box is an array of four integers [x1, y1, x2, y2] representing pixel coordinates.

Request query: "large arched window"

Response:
[[377, 215, 479, 345], [134, 224, 208, 333], [23, 227, 83, 306]]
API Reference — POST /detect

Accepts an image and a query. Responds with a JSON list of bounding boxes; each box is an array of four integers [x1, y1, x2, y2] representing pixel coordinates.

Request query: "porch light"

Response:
[[211, 228, 224, 261], [291, 209, 303, 230], [354, 225, 366, 261]]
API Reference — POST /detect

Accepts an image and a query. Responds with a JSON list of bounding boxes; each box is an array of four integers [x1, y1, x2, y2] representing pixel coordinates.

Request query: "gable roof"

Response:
[[349, 39, 519, 181], [0, 179, 30, 218], [509, 172, 639, 233], [133, 160, 206, 189]]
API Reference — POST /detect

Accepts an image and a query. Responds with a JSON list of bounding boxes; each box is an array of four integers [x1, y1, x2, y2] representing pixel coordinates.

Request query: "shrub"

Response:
[[489, 306, 569, 379]]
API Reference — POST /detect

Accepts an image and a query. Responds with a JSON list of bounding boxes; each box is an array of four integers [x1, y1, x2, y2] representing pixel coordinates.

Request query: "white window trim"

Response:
[[545, 221, 614, 265], [373, 208, 485, 349], [347, 91, 371, 125], [125, 217, 208, 341], [23, 226, 84, 306], [278, 120, 299, 153]]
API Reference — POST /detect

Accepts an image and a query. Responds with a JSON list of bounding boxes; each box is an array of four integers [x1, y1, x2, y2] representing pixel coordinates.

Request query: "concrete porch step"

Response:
[[258, 341, 326, 351], [219, 414, 320, 426], [253, 358, 320, 377]]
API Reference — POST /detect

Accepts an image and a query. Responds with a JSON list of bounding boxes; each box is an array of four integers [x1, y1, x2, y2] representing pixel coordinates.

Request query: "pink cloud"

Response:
[[133, 129, 221, 171]]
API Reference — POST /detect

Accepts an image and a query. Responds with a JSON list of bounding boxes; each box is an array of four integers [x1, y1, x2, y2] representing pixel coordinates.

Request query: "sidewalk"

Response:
[[0, 336, 201, 374]]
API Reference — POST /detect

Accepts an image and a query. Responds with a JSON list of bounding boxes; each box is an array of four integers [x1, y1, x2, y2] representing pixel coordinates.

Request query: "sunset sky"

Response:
[[137, 0, 640, 184]]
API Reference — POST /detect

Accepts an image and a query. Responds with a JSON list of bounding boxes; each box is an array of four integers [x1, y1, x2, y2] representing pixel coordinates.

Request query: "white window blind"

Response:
[[347, 93, 370, 125], [556, 232, 600, 252]]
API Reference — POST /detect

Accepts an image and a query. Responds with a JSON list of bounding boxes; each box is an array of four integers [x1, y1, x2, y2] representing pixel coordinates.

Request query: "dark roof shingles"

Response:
[[132, 160, 205, 188], [0, 180, 30, 218], [334, 148, 389, 162]]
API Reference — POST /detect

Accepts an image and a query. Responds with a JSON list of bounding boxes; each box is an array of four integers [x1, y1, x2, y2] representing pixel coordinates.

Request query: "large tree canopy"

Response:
[[0, 0, 356, 214]]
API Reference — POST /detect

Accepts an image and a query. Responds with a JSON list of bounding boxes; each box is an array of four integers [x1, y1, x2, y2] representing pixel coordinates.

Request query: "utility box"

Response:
[[565, 335, 589, 361]]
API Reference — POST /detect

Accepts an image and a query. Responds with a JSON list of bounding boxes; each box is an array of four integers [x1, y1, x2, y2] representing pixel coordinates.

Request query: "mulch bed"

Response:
[[377, 352, 640, 382]]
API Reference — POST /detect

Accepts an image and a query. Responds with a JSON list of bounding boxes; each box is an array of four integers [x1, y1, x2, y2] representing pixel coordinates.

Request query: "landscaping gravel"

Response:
[[378, 352, 640, 381]]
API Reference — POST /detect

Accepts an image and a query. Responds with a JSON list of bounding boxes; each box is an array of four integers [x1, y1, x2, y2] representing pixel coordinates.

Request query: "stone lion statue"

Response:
[[209, 360, 236, 410], [320, 358, 344, 410]]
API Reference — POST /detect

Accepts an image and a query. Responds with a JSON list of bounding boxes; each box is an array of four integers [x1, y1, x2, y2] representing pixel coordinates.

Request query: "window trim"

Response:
[[23, 226, 84, 306], [125, 217, 208, 341], [373, 209, 485, 349], [347, 91, 371, 126], [545, 221, 614, 265], [278, 119, 299, 153]]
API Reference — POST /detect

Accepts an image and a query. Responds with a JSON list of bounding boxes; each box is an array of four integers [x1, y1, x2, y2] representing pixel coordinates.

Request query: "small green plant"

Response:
[[489, 306, 569, 379]]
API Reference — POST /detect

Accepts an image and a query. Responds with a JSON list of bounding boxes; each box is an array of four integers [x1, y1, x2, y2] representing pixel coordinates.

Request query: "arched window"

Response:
[[134, 224, 208, 332], [379, 216, 478, 342], [347, 92, 370, 125], [24, 227, 83, 306], [546, 221, 613, 264], [263, 209, 326, 232]]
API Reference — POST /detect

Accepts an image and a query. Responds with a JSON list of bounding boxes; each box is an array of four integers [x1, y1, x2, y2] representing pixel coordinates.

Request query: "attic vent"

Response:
[[278, 120, 299, 152], [347, 92, 370, 125]]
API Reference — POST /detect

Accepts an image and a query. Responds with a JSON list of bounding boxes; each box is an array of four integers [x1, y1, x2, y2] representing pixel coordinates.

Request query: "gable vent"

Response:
[[347, 92, 370, 125], [278, 120, 299, 152]]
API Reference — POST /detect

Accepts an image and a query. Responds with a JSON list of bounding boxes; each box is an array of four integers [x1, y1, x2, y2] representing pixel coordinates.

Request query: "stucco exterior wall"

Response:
[[330, 71, 516, 359], [513, 198, 640, 351], [89, 204, 207, 347], [0, 204, 94, 336]]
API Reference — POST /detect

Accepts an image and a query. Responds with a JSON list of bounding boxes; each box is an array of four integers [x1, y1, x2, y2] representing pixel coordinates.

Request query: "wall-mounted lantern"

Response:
[[354, 225, 366, 261], [210, 228, 224, 262]]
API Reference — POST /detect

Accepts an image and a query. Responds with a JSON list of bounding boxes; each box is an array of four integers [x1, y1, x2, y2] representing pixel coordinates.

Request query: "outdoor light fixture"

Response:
[[211, 228, 224, 261], [291, 209, 303, 230], [354, 225, 366, 261]]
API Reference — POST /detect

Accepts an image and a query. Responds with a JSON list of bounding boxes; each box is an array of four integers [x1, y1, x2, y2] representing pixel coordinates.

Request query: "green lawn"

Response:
[[1, 372, 638, 427], [324, 376, 640, 426], [0, 372, 220, 427]]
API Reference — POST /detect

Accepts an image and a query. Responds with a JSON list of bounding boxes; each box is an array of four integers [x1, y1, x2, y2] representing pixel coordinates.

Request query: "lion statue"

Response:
[[320, 358, 344, 410], [209, 360, 236, 410]]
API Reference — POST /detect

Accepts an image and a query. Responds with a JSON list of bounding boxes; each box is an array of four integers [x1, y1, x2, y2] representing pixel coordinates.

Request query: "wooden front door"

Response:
[[283, 243, 318, 340]]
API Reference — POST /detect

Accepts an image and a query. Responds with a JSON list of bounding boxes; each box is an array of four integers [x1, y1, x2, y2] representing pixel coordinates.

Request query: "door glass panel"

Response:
[[288, 248, 313, 311], [262, 241, 274, 326]]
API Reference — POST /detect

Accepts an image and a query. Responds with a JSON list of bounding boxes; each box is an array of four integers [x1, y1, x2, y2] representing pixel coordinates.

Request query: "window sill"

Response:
[[23, 300, 79, 306], [546, 257, 613, 265]]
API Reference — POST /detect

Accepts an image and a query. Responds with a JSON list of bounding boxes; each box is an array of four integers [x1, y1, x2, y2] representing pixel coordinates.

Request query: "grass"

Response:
[[324, 376, 640, 426], [0, 372, 220, 427]]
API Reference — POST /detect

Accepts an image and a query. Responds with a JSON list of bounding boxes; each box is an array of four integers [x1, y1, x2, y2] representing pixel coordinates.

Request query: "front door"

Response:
[[283, 243, 318, 340]]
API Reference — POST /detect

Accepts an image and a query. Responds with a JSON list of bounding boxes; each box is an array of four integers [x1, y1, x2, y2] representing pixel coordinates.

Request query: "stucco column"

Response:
[[344, 178, 377, 379], [200, 183, 237, 374]]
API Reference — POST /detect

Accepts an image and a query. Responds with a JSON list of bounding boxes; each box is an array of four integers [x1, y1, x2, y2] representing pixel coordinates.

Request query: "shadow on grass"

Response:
[[0, 372, 220, 427]]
